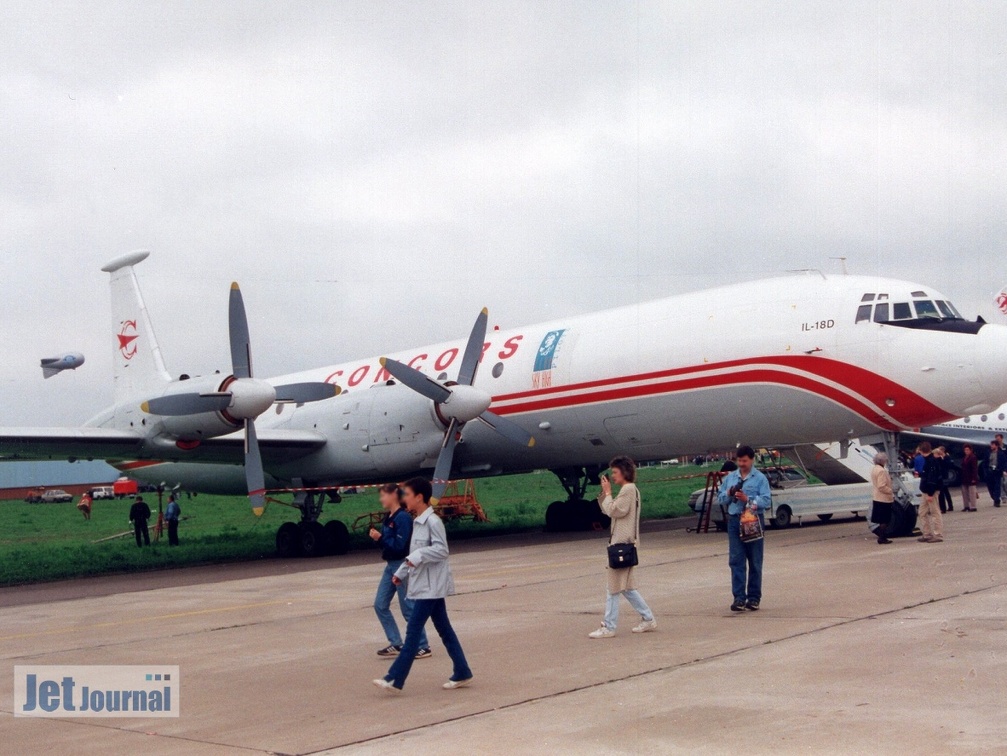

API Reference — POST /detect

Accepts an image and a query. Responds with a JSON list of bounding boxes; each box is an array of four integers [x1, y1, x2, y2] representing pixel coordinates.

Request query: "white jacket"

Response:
[[393, 507, 455, 599]]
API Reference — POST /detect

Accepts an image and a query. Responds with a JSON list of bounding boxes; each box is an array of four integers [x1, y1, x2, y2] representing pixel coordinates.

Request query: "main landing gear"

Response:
[[544, 466, 612, 532], [275, 487, 351, 558]]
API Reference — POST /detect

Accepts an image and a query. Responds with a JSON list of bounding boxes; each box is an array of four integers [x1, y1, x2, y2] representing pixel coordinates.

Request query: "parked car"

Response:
[[39, 489, 74, 503], [89, 486, 115, 500]]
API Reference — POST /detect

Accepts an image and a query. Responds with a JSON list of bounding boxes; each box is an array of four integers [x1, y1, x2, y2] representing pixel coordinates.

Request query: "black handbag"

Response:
[[606, 489, 640, 569]]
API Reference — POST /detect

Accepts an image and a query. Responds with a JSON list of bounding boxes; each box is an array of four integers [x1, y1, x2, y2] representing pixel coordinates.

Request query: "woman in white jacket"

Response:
[[589, 456, 657, 638]]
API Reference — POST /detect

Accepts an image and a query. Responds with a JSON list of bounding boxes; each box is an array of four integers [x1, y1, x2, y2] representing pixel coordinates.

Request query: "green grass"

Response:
[[0, 464, 712, 587]]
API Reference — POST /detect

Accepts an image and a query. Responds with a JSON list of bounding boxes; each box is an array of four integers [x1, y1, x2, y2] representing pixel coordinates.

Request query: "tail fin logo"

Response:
[[996, 287, 1007, 316], [117, 320, 139, 360]]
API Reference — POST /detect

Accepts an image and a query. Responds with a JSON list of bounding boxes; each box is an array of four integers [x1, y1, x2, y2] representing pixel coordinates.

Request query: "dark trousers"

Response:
[[938, 485, 953, 513], [134, 521, 150, 547], [988, 472, 1003, 506], [728, 514, 764, 603], [385, 598, 472, 690], [167, 519, 179, 546]]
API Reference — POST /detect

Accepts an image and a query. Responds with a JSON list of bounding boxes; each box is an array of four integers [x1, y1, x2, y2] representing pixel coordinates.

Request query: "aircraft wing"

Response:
[[0, 427, 146, 461], [0, 427, 327, 466]]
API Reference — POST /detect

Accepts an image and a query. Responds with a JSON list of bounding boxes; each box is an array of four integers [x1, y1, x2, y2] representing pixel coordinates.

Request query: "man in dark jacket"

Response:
[[129, 496, 151, 547], [987, 440, 1007, 508], [368, 484, 429, 658], [917, 442, 943, 543]]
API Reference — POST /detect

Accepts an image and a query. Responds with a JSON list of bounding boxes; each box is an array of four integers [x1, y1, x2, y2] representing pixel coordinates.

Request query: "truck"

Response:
[[113, 477, 139, 498]]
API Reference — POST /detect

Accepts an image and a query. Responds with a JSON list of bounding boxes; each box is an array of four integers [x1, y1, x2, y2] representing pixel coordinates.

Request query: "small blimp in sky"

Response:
[[40, 353, 85, 379]]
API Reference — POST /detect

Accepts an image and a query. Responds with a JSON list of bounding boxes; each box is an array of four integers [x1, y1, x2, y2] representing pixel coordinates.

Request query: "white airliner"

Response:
[[912, 404, 1007, 447], [2, 252, 1007, 555]]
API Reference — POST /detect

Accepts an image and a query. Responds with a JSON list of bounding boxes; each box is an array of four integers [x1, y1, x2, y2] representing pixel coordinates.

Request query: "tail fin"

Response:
[[42, 367, 59, 379], [101, 251, 171, 403]]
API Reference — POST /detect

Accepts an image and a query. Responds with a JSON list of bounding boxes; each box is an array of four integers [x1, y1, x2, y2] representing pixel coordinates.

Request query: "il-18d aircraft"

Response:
[[2, 252, 1007, 556]]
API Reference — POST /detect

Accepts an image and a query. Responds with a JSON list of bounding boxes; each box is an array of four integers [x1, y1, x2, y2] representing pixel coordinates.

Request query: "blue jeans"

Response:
[[728, 514, 764, 603], [374, 560, 428, 648], [385, 598, 472, 690], [988, 471, 1003, 505], [603, 589, 653, 630]]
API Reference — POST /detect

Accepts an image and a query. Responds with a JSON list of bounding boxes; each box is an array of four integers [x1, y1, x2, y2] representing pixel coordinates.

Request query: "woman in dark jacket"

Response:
[[935, 447, 953, 513], [961, 444, 979, 511]]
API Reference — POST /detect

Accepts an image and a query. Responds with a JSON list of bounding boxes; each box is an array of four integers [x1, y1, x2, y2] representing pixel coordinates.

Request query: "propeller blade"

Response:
[[141, 393, 232, 416], [431, 418, 461, 504], [478, 410, 536, 448], [244, 419, 266, 516], [456, 307, 489, 386], [380, 358, 451, 404], [229, 282, 253, 379], [274, 382, 340, 403]]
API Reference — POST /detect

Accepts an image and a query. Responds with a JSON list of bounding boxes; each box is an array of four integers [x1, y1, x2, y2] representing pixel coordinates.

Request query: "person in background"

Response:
[[373, 478, 472, 694], [917, 442, 943, 543], [870, 452, 894, 545], [961, 444, 979, 512], [989, 440, 1007, 508], [913, 447, 926, 478], [77, 491, 92, 521], [717, 445, 772, 612], [164, 493, 181, 546], [368, 483, 430, 659], [129, 495, 151, 547], [935, 446, 953, 513], [588, 455, 657, 639]]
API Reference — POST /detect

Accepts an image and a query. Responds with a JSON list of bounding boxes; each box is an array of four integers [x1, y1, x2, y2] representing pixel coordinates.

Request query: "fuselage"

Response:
[[92, 273, 1007, 493]]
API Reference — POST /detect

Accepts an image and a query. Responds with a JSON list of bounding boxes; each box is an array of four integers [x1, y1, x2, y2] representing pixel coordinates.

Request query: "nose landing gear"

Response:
[[544, 466, 612, 532]]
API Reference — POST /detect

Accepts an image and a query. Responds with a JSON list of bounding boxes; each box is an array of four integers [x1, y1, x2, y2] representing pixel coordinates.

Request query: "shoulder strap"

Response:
[[633, 488, 640, 544]]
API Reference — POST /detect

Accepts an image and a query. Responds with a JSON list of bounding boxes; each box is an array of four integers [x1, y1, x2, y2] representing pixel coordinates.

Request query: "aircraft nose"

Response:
[[975, 323, 1007, 410]]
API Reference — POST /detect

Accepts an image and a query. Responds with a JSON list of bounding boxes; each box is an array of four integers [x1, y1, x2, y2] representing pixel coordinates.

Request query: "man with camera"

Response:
[[717, 446, 772, 612]]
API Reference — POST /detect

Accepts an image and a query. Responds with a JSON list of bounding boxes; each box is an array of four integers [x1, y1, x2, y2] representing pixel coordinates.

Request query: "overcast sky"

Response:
[[2, 1, 1006, 426]]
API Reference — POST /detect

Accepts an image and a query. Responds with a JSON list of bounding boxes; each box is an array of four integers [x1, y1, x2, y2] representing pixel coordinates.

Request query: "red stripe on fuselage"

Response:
[[490, 356, 954, 430]]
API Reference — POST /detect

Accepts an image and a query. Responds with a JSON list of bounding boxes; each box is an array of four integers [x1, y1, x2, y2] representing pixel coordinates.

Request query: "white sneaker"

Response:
[[372, 678, 401, 694], [588, 624, 616, 639], [632, 619, 657, 633]]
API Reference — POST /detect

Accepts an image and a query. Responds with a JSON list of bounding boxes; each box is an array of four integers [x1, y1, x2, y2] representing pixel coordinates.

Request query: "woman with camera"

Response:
[[588, 455, 657, 638]]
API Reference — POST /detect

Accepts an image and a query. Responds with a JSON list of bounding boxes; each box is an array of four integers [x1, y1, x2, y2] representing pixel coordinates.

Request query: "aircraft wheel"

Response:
[[817, 513, 833, 522], [276, 522, 302, 558], [573, 498, 610, 531], [324, 520, 351, 555], [300, 521, 327, 557], [773, 506, 792, 528], [545, 501, 569, 532]]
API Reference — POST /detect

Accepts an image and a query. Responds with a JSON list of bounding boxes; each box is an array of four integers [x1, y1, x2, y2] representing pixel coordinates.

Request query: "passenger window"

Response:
[[855, 304, 872, 323], [893, 302, 912, 320], [914, 300, 940, 319], [873, 303, 889, 323]]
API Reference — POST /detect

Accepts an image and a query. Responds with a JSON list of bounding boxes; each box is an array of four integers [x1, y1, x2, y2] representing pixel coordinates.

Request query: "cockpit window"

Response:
[[913, 300, 940, 319], [860, 293, 875, 302], [936, 300, 963, 319], [873, 303, 889, 323], [892, 302, 912, 320], [855, 304, 872, 323], [911, 290, 927, 297]]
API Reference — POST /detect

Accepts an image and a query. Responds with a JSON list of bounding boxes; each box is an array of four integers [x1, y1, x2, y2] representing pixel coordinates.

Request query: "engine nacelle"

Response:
[[148, 375, 243, 440]]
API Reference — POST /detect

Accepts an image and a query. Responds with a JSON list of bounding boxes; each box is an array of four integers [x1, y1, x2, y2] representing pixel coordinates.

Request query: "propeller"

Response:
[[381, 308, 534, 503], [141, 282, 339, 515]]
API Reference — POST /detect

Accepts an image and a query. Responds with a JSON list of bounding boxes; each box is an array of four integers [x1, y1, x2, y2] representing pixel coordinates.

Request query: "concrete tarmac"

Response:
[[2, 495, 1006, 755]]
